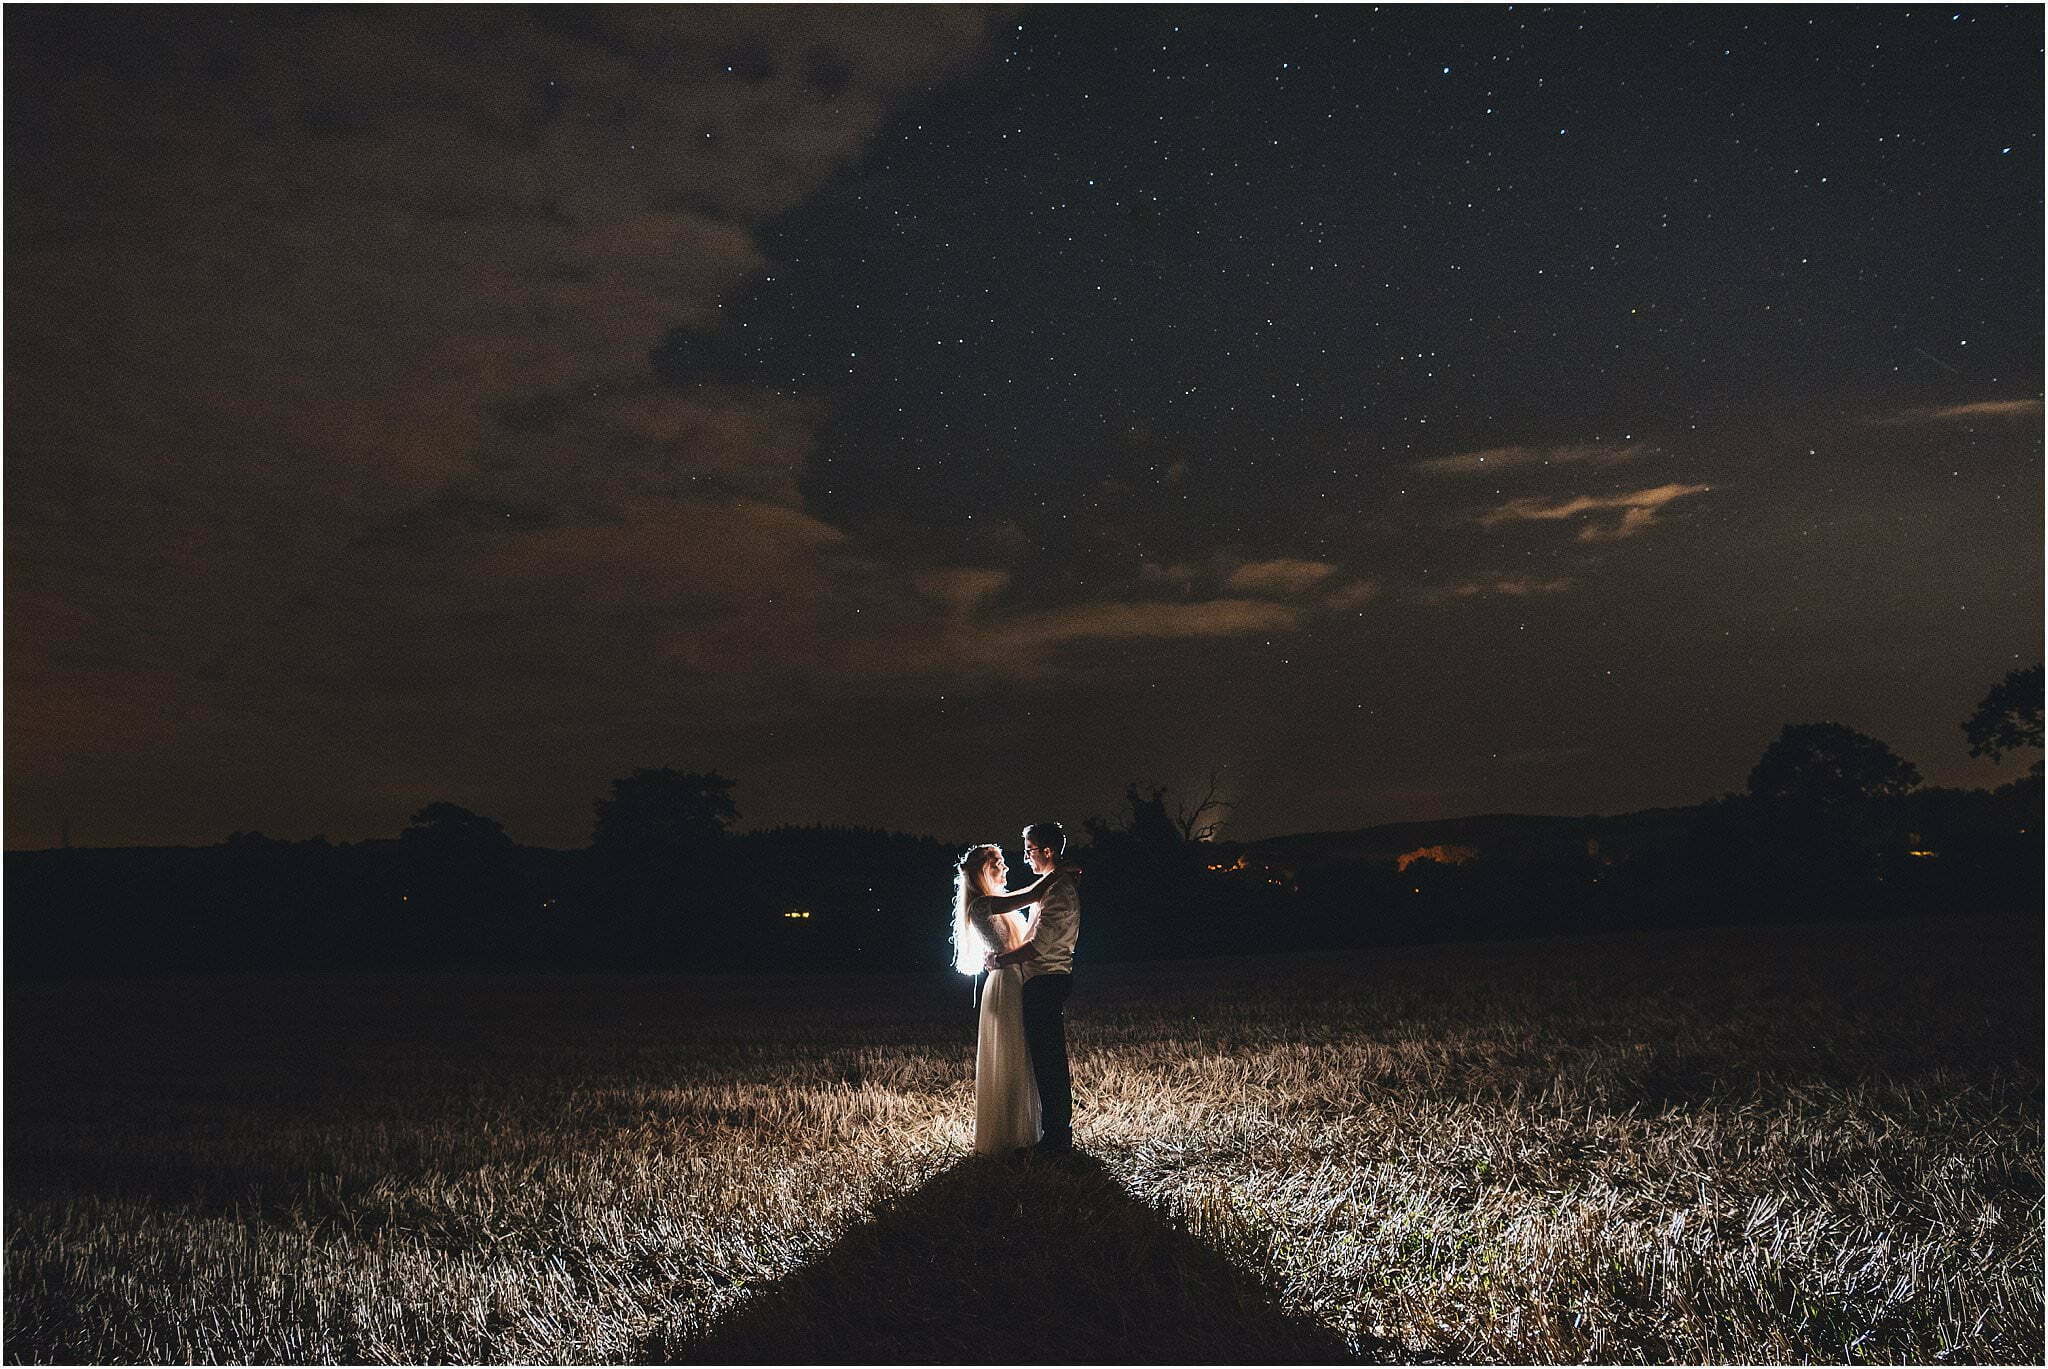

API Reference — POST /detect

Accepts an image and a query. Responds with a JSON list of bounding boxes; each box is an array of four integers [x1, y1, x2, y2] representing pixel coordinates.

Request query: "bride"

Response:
[[952, 844, 1070, 1155]]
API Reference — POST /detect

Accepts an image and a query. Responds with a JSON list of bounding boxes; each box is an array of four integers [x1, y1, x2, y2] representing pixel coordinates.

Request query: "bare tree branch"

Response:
[[1174, 769, 1233, 843]]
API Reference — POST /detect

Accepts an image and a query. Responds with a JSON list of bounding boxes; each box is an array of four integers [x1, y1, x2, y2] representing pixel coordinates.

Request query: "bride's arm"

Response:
[[986, 872, 1074, 967], [974, 867, 1059, 916], [990, 906, 1041, 959], [978, 869, 1080, 968]]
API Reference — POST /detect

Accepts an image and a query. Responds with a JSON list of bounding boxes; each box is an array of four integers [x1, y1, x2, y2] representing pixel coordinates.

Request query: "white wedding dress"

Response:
[[967, 900, 1041, 1154]]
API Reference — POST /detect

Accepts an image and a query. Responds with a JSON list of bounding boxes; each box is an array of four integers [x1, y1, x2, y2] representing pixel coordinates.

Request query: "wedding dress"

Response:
[[967, 900, 1041, 1154]]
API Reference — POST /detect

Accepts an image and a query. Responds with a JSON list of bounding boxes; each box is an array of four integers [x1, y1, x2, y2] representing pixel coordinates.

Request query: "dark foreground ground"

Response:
[[6, 912, 2042, 1363]]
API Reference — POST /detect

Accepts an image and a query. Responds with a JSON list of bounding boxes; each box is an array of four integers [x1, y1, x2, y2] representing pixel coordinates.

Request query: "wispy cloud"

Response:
[[1322, 578, 1380, 611], [1422, 576, 1575, 603], [1877, 398, 2043, 424], [1478, 482, 1711, 542], [1466, 576, 1575, 597], [1416, 442, 1642, 476], [913, 568, 1010, 613], [1018, 598, 1300, 646], [844, 583, 1302, 677], [1225, 558, 1338, 595]]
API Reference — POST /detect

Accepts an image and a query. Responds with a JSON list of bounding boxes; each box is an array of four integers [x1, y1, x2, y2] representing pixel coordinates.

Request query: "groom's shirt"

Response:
[[1022, 871, 1079, 980]]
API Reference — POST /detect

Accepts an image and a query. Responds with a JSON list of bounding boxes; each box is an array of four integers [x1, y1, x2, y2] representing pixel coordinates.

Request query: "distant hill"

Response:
[[1229, 805, 1711, 871]]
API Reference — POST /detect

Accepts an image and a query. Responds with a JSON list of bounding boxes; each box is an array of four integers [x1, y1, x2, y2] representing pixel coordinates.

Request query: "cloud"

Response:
[[914, 567, 1012, 613], [479, 497, 845, 606], [839, 578, 1301, 678], [4, 8, 997, 842], [1878, 398, 2043, 424], [1418, 576, 1575, 604], [1477, 482, 1712, 541], [1322, 579, 1380, 611], [1456, 576, 1576, 598], [1225, 558, 1339, 595], [1416, 442, 1642, 475], [1019, 598, 1300, 645]]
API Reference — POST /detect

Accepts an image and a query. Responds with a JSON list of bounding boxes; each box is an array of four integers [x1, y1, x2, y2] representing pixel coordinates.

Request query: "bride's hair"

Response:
[[950, 844, 1000, 975]]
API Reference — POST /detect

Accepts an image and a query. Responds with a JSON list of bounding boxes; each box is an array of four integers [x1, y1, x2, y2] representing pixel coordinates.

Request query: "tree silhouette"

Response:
[[591, 769, 737, 857], [1747, 722, 1921, 809], [1962, 664, 2044, 773], [1173, 770, 1233, 843], [400, 802, 513, 851], [583, 770, 741, 965], [1083, 776, 1235, 847], [394, 803, 521, 966]]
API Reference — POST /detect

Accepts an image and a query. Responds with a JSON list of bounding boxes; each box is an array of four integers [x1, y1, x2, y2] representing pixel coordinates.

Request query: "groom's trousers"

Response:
[[1020, 972, 1073, 1147]]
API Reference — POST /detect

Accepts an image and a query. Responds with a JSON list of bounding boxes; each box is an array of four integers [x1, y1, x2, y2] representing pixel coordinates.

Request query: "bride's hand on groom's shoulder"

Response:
[[1056, 863, 1084, 878]]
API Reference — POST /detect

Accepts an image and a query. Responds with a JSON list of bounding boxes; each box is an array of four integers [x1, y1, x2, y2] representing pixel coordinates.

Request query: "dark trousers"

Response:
[[1020, 972, 1073, 1146]]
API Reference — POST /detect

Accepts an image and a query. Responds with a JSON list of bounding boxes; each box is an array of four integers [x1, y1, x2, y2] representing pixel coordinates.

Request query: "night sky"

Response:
[[7, 5, 2042, 851]]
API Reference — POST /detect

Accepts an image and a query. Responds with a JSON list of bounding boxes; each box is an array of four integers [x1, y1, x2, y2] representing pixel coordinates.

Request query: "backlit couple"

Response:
[[951, 821, 1080, 1156]]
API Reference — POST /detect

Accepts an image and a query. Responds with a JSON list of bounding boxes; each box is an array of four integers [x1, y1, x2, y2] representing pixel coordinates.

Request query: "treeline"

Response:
[[1229, 692, 2042, 954], [5, 785, 964, 978], [7, 670, 2040, 979]]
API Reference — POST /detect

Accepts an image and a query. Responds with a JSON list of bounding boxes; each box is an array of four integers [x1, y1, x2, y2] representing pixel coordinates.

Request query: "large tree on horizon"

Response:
[[591, 769, 738, 859], [1747, 723, 1921, 810], [1962, 665, 2044, 776]]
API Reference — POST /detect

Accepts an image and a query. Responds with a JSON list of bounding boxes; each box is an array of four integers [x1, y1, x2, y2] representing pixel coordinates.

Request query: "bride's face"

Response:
[[982, 850, 1008, 894]]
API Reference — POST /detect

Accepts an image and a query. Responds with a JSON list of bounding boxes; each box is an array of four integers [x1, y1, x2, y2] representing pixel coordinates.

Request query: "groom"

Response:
[[1004, 820, 1079, 1155]]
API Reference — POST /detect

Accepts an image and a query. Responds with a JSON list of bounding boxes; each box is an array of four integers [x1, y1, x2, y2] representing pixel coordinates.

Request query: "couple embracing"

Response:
[[951, 821, 1081, 1157]]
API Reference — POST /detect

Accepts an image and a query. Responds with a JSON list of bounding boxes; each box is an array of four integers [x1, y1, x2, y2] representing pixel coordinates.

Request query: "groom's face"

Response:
[[1025, 840, 1054, 875]]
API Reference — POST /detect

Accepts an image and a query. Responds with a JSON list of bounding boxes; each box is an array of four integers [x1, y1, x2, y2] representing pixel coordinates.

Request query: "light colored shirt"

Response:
[[1020, 871, 1079, 980]]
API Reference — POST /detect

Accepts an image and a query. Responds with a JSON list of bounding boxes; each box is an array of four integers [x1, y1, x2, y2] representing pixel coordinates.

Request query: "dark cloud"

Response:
[[6, 6, 995, 845]]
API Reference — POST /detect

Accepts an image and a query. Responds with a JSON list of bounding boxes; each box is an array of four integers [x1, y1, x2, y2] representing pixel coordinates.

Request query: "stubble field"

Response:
[[6, 913, 2041, 1364]]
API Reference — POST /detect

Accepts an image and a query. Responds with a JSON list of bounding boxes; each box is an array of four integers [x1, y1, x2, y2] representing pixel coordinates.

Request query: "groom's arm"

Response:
[[989, 930, 1039, 969], [987, 868, 1080, 967], [993, 873, 1075, 968]]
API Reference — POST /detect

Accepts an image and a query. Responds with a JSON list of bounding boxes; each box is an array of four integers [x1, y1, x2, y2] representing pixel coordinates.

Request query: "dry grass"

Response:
[[6, 915, 2040, 1363]]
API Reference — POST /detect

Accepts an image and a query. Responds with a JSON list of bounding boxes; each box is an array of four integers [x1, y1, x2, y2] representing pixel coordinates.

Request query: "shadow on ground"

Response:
[[646, 1152, 1375, 1364]]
